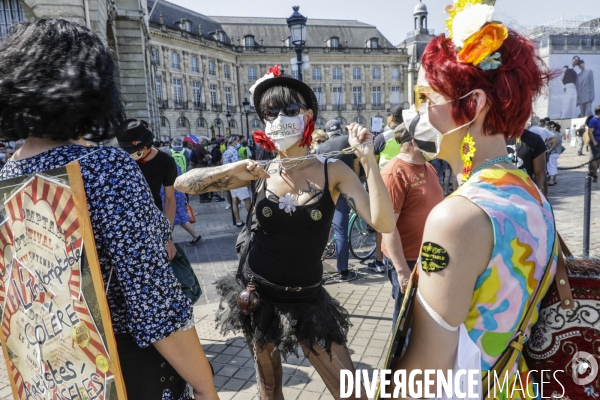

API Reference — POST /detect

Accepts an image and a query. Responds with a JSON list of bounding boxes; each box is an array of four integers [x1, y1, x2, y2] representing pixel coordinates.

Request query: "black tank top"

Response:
[[247, 160, 335, 286]]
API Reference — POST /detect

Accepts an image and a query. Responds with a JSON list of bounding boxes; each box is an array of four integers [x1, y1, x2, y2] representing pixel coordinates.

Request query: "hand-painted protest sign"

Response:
[[0, 163, 126, 400]]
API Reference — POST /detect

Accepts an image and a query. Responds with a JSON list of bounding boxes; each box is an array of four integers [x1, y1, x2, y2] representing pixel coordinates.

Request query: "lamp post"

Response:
[[286, 6, 307, 82], [243, 98, 251, 140], [216, 119, 221, 138], [226, 110, 232, 137]]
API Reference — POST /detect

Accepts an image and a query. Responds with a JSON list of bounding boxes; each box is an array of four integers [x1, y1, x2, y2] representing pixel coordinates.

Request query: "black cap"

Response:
[[116, 119, 154, 153], [325, 119, 342, 133], [387, 105, 403, 120], [394, 123, 412, 144]]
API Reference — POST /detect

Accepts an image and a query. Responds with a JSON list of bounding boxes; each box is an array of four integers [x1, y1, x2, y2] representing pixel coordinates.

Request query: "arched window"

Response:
[[0, 0, 25, 41], [177, 116, 188, 128], [197, 118, 207, 128], [354, 116, 366, 125], [369, 38, 379, 48], [251, 119, 262, 128], [160, 116, 168, 127]]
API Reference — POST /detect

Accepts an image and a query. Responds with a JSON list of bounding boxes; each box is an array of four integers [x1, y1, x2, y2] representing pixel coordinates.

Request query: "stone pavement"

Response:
[[1, 144, 599, 399]]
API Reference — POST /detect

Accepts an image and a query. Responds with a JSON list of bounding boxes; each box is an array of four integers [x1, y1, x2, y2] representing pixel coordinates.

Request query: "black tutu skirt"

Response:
[[215, 274, 351, 358]]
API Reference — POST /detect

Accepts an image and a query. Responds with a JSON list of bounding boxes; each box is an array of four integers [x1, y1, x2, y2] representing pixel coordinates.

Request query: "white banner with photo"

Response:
[[545, 54, 599, 120]]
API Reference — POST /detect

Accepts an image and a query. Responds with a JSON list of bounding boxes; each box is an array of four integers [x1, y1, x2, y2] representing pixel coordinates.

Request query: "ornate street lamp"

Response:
[[243, 98, 251, 140], [286, 6, 307, 81]]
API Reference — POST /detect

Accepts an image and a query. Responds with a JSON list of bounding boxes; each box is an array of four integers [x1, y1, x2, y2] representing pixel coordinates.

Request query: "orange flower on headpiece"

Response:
[[457, 23, 508, 66]]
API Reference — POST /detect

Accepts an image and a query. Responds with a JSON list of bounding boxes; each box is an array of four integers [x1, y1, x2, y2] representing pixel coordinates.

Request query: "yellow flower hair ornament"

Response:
[[445, 0, 507, 70]]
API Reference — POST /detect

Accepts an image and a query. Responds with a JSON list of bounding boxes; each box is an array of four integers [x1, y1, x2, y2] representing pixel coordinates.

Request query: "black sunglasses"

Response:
[[261, 103, 307, 120], [315, 139, 325, 144]]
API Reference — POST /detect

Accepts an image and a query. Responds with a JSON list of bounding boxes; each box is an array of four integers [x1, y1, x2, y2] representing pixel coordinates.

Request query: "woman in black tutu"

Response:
[[175, 65, 394, 399]]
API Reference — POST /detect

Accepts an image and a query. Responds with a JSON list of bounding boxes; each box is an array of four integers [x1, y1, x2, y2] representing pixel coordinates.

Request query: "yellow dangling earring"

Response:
[[460, 130, 477, 184]]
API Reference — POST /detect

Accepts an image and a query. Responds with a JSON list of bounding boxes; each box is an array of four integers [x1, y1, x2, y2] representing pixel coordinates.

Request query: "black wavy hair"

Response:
[[0, 18, 124, 142]]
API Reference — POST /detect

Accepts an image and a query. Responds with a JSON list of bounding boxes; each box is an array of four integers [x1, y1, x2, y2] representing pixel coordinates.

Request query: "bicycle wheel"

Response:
[[349, 214, 376, 260], [322, 226, 337, 259]]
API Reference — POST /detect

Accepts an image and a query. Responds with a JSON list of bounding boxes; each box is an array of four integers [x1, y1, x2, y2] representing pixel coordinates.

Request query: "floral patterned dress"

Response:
[[450, 168, 557, 399]]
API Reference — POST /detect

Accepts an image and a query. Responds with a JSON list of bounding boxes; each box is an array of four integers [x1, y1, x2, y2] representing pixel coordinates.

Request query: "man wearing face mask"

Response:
[[380, 123, 443, 330], [223, 135, 251, 226], [117, 118, 177, 260]]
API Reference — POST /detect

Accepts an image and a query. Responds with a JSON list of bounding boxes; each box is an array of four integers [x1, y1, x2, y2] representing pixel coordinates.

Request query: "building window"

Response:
[[210, 84, 217, 106], [352, 67, 361, 80], [160, 116, 167, 127], [372, 67, 381, 80], [184, 20, 192, 32], [372, 86, 381, 106], [355, 116, 366, 124], [292, 69, 299, 79], [251, 119, 261, 128], [198, 118, 206, 128], [353, 87, 362, 105], [191, 57, 199, 73], [178, 117, 187, 128], [313, 87, 323, 106], [370, 38, 379, 48], [173, 78, 183, 106], [391, 86, 400, 106], [152, 48, 160, 65], [224, 65, 231, 79], [316, 117, 325, 127], [155, 76, 163, 102], [0, 0, 25, 41], [192, 81, 202, 105], [245, 35, 256, 49], [208, 61, 215, 76], [332, 67, 342, 80], [248, 67, 257, 81], [330, 37, 339, 48], [391, 67, 400, 80], [212, 31, 226, 42], [312, 67, 321, 81], [333, 87, 342, 105], [225, 87, 232, 108], [171, 53, 180, 70]]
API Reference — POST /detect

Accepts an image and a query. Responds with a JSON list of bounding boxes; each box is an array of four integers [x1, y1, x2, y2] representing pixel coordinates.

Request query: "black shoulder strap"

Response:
[[323, 158, 330, 192], [235, 165, 269, 282]]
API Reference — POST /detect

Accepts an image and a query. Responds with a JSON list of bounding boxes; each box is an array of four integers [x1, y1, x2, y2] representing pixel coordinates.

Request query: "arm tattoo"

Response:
[[175, 165, 233, 195], [342, 193, 358, 212]]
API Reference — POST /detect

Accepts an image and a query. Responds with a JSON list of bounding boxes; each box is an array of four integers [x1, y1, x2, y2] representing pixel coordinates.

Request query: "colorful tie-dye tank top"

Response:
[[451, 168, 557, 399]]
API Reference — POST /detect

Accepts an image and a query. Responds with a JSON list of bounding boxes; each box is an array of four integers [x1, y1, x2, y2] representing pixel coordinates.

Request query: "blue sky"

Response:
[[168, 0, 598, 45]]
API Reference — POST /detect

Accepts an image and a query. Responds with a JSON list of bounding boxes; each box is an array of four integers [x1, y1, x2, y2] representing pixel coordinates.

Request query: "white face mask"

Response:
[[264, 114, 304, 151], [402, 90, 476, 160]]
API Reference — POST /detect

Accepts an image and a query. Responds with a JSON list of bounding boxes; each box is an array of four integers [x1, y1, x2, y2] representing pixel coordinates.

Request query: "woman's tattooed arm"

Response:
[[174, 165, 233, 195]]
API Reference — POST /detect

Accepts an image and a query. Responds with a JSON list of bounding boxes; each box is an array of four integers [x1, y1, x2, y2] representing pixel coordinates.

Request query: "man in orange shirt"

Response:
[[380, 123, 444, 330]]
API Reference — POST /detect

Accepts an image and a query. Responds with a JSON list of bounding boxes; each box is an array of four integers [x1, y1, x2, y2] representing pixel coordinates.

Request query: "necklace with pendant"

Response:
[[276, 159, 305, 174]]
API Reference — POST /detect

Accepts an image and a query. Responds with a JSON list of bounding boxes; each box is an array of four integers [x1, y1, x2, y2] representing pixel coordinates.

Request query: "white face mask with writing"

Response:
[[265, 114, 304, 151]]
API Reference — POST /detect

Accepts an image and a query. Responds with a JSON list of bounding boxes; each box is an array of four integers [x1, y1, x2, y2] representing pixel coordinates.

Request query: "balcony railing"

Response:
[[352, 104, 363, 110], [174, 100, 184, 109], [372, 103, 384, 110], [210, 103, 222, 112], [194, 102, 205, 111], [333, 104, 345, 111]]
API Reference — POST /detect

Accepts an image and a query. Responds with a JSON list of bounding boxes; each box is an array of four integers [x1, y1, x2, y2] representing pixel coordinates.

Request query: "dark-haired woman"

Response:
[[393, 2, 556, 398], [175, 66, 394, 399], [0, 18, 237, 400]]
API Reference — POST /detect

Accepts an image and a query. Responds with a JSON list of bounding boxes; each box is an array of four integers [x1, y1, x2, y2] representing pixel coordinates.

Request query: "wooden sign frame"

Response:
[[0, 162, 127, 400]]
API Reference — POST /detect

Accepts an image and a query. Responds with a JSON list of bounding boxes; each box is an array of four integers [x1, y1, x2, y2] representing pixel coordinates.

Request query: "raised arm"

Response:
[[174, 160, 269, 195], [332, 123, 395, 234]]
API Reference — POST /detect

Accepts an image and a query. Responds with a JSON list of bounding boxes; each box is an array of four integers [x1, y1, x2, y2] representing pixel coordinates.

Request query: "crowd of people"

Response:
[[1, 3, 600, 399]]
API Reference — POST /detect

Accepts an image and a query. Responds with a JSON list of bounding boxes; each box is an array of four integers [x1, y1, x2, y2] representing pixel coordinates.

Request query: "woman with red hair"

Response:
[[176, 66, 394, 399], [394, 1, 556, 398]]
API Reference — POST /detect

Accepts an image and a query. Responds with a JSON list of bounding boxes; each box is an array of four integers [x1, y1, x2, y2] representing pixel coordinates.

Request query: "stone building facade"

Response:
[[148, 0, 413, 140], [2, 0, 435, 141]]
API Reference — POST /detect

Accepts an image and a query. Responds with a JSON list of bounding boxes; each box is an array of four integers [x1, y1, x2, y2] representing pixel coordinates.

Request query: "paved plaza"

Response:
[[1, 144, 599, 399]]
